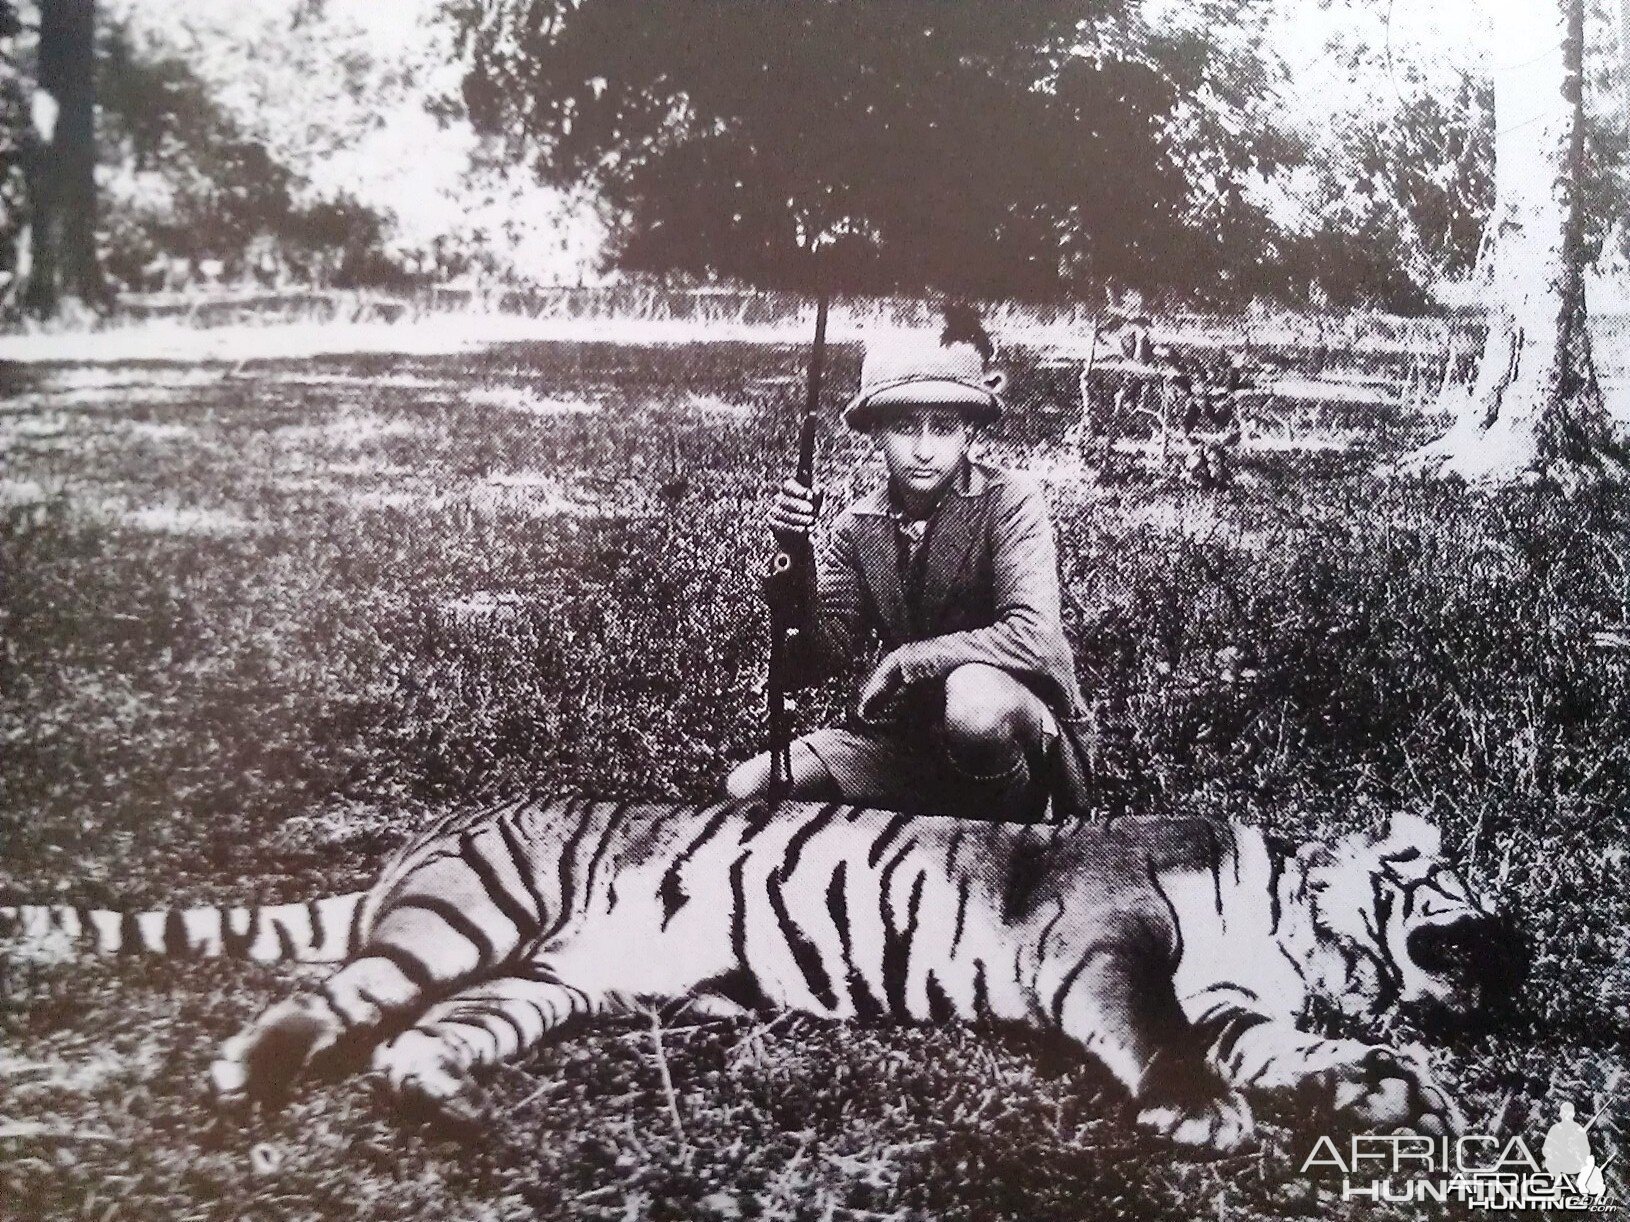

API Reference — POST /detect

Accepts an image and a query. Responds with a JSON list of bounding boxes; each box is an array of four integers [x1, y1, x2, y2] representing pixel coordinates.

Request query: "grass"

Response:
[[1, 331, 1628, 1219]]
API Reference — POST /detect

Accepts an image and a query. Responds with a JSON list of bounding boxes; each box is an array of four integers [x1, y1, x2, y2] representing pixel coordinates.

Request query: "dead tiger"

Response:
[[0, 800, 1518, 1152]]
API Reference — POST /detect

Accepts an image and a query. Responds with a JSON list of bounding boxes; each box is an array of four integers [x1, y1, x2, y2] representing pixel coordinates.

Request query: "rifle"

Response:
[[763, 292, 828, 798]]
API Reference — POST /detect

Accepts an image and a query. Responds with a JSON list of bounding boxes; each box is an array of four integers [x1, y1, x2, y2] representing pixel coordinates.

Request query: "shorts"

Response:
[[797, 667, 1059, 819]]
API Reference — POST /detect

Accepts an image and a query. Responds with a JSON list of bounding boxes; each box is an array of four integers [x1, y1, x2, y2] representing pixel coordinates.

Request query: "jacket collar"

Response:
[[851, 458, 990, 518], [847, 460, 992, 639]]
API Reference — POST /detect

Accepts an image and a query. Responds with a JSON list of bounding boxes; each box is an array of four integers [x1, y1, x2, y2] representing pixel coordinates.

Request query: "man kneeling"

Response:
[[725, 321, 1093, 822]]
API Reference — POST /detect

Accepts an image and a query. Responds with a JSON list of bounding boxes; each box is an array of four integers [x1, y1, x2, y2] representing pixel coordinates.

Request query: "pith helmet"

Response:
[[842, 330, 1007, 431]]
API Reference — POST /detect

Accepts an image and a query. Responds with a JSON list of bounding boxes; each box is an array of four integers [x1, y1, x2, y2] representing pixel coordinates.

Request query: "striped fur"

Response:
[[0, 893, 364, 962], [2, 800, 1513, 1151]]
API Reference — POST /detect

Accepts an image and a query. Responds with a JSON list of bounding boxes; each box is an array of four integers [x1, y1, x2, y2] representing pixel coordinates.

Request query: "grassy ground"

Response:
[[1, 333, 1628, 1220]]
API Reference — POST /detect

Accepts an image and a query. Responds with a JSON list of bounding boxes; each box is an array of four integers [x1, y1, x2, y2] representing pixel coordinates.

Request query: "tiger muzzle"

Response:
[[1403, 912, 1527, 1028]]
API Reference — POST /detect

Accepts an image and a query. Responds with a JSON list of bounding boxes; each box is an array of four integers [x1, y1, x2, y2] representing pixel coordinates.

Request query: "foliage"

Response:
[[93, 13, 413, 290], [1283, 0, 1630, 305], [1286, 77, 1493, 309], [1583, 0, 1630, 261], [98, 22, 290, 279], [450, 0, 1297, 301], [439, 0, 1630, 306], [81, 0, 613, 293], [6, 0, 1629, 311]]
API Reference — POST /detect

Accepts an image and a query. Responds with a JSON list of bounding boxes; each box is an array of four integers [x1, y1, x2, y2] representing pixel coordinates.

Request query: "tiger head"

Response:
[[1302, 812, 1524, 1028]]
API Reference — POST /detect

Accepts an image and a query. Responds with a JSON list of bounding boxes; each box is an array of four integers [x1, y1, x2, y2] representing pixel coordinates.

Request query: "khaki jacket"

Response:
[[797, 460, 1096, 819]]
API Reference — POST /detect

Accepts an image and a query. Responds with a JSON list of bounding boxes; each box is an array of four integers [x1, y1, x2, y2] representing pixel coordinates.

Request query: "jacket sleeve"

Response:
[[891, 478, 1073, 695], [789, 509, 866, 688]]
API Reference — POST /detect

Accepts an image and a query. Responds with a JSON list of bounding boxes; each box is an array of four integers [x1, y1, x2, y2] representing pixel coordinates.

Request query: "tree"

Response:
[[21, 0, 107, 315], [450, 0, 1293, 300], [0, 1, 30, 299], [1286, 71, 1493, 311], [1592, 0, 1630, 266], [1408, 0, 1623, 485], [96, 0, 598, 291], [1617, 0, 1630, 156]]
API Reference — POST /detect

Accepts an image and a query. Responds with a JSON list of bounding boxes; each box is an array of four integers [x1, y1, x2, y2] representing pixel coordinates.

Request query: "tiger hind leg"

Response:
[[1051, 948, 1253, 1152], [370, 970, 611, 1134]]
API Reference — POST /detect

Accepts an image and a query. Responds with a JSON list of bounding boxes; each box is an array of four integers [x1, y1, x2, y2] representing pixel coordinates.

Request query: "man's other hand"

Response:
[[856, 649, 909, 725]]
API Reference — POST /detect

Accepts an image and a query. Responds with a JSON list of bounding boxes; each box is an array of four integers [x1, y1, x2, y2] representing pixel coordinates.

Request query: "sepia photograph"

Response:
[[1, 1, 1627, 1218]]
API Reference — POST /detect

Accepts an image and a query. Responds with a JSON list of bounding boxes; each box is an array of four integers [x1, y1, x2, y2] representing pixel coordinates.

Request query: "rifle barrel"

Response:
[[798, 295, 828, 485]]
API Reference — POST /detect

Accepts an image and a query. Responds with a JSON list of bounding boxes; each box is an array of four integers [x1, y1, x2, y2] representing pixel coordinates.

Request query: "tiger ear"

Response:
[[1372, 811, 1441, 855]]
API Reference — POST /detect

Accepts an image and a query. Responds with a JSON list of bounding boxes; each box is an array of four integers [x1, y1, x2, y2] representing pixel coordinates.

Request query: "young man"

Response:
[[725, 326, 1094, 822]]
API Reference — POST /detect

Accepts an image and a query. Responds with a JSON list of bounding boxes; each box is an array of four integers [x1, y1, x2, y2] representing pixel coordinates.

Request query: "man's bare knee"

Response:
[[943, 664, 1026, 753], [723, 755, 772, 800]]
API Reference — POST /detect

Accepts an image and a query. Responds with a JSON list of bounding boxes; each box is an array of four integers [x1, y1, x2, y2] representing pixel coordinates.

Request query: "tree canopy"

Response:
[[30, 0, 600, 296], [5, 0, 1627, 311], [452, 0, 1297, 300]]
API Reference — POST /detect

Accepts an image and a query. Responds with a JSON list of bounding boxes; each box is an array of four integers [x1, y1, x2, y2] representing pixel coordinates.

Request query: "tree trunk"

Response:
[[1621, 0, 1630, 139], [1407, 0, 1619, 485], [22, 0, 106, 317], [0, 1, 30, 304]]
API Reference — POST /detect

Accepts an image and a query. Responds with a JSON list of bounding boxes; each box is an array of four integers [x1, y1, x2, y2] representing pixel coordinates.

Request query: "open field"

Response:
[[2, 328, 1628, 1220]]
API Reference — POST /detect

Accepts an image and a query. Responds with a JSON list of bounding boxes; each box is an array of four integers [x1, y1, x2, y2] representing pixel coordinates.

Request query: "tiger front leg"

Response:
[[1205, 1015, 1464, 1138], [211, 955, 425, 1112], [214, 888, 530, 1112], [1050, 945, 1253, 1153], [370, 970, 611, 1136]]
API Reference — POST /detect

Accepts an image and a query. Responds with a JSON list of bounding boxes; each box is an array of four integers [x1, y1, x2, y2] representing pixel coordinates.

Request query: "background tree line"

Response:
[[0, 0, 603, 317], [0, 0, 1626, 318]]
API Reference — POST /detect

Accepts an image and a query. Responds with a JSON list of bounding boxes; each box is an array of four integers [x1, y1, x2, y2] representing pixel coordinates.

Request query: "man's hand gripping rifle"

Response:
[[763, 295, 828, 798]]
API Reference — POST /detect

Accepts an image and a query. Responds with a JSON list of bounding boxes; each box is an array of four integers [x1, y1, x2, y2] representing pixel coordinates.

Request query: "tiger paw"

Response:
[[1137, 1089, 1254, 1153], [379, 1069, 490, 1141], [1135, 1055, 1255, 1153], [372, 1032, 487, 1139], [210, 998, 341, 1113], [1325, 1044, 1463, 1138]]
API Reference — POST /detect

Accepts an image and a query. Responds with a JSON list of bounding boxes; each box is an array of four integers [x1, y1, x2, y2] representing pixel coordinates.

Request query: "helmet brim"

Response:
[[842, 378, 1004, 431]]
